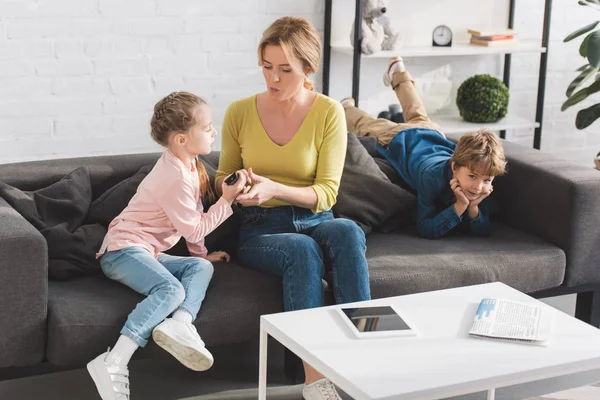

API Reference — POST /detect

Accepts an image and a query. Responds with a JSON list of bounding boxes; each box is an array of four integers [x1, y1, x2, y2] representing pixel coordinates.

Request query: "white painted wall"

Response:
[[0, 0, 598, 168]]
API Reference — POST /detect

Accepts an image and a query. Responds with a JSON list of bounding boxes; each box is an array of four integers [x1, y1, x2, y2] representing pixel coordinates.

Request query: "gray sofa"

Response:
[[1, 133, 599, 378]]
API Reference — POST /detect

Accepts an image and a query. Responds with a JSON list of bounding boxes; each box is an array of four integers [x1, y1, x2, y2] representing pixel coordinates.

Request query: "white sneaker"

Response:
[[302, 378, 342, 400], [152, 318, 214, 371], [383, 56, 405, 87], [87, 350, 130, 400]]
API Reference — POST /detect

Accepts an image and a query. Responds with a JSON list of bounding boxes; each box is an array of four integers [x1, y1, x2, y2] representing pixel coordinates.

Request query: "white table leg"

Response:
[[258, 325, 268, 400], [487, 388, 495, 400]]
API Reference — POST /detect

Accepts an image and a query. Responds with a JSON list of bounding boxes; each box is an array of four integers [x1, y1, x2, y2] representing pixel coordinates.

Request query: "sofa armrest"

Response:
[[493, 140, 600, 287], [0, 197, 48, 367]]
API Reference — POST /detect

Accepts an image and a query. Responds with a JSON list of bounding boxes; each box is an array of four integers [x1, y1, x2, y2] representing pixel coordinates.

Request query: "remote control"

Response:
[[224, 172, 239, 185]]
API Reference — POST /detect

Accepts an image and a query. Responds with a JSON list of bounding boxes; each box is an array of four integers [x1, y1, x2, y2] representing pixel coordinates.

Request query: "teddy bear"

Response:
[[350, 0, 399, 55]]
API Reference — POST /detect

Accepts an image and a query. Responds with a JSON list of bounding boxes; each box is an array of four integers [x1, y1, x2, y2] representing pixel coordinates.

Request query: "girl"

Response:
[[87, 92, 247, 400]]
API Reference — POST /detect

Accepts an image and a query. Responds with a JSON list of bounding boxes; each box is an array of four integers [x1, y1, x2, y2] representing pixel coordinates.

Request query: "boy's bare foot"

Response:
[[383, 56, 405, 87], [340, 97, 355, 107]]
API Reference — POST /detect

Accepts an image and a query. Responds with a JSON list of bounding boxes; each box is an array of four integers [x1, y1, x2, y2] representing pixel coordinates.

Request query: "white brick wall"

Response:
[[0, 0, 597, 168]]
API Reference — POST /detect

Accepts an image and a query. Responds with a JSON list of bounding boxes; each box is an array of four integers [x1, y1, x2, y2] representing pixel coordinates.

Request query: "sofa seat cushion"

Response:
[[366, 222, 566, 298], [47, 262, 283, 365]]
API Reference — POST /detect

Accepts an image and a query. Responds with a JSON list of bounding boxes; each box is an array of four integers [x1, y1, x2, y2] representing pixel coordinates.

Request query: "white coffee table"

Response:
[[258, 282, 600, 400]]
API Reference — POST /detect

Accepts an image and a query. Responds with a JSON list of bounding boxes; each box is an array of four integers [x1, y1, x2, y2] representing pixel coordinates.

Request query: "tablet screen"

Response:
[[340, 306, 412, 333]]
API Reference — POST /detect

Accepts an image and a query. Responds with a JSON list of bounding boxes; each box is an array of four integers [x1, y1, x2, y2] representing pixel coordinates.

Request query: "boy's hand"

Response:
[[450, 178, 469, 217], [469, 186, 493, 209], [205, 251, 230, 263], [450, 178, 469, 206]]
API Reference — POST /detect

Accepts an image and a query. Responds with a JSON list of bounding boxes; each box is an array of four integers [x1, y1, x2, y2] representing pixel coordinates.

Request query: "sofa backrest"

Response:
[[0, 153, 162, 200], [0, 151, 223, 202]]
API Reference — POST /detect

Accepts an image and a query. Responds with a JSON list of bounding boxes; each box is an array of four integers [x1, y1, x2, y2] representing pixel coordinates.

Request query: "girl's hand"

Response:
[[221, 170, 249, 203], [205, 251, 230, 263], [235, 168, 276, 206]]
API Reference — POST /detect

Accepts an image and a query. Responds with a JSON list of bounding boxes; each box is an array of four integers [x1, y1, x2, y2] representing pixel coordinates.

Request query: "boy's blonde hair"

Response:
[[451, 129, 507, 177], [257, 16, 322, 91], [150, 91, 214, 203]]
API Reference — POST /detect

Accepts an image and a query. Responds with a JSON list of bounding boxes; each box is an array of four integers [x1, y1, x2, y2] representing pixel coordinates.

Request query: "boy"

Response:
[[341, 57, 506, 239]]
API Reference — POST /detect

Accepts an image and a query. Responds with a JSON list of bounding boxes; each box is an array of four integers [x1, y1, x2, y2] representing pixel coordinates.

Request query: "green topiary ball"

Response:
[[456, 74, 509, 123]]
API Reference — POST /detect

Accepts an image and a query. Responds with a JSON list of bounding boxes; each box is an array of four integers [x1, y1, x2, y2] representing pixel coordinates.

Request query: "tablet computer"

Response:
[[336, 305, 417, 339]]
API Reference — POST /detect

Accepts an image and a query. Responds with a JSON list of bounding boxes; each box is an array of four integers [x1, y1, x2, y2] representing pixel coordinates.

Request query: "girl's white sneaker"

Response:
[[152, 317, 214, 371], [87, 350, 130, 400]]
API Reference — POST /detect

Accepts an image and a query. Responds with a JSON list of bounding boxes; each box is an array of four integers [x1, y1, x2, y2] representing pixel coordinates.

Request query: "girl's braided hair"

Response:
[[150, 91, 215, 203]]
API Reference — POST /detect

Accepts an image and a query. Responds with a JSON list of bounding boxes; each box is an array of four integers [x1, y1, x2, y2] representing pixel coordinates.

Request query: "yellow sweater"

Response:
[[215, 93, 347, 213]]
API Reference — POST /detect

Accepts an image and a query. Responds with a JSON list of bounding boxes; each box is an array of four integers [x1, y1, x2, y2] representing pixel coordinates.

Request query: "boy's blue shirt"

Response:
[[376, 128, 491, 239]]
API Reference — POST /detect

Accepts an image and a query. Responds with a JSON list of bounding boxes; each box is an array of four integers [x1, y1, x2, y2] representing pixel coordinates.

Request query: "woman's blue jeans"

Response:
[[237, 206, 371, 312]]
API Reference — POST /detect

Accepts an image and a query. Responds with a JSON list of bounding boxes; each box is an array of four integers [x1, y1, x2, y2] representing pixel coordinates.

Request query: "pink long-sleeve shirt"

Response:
[[97, 150, 233, 259]]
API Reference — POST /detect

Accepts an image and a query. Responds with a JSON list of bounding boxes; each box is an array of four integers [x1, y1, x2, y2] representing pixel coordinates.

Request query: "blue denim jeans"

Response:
[[237, 206, 371, 312], [100, 247, 214, 347]]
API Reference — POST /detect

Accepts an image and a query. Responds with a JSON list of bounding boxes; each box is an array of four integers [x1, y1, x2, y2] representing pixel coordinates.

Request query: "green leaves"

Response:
[[587, 31, 600, 67], [562, 1, 600, 129], [580, 34, 591, 57], [565, 21, 599, 42], [562, 81, 600, 112], [576, 103, 600, 129], [577, 64, 591, 71], [566, 65, 597, 97], [579, 0, 600, 7]]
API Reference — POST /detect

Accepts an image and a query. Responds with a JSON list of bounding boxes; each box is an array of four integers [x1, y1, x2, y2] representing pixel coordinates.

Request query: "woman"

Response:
[[215, 17, 371, 400]]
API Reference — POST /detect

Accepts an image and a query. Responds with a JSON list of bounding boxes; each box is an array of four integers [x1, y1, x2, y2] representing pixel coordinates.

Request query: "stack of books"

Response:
[[468, 29, 519, 47]]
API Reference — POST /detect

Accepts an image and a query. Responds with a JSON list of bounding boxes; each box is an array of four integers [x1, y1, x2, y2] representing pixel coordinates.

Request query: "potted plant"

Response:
[[562, 0, 600, 169], [456, 75, 509, 123]]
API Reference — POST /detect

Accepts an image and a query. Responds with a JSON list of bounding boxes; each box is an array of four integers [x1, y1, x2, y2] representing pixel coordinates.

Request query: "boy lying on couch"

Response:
[[341, 57, 507, 239]]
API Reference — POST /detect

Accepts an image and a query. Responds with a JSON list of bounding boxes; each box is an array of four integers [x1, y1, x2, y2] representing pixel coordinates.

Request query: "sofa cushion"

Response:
[[333, 133, 416, 234], [46, 262, 283, 365], [0, 167, 106, 280], [366, 222, 566, 298]]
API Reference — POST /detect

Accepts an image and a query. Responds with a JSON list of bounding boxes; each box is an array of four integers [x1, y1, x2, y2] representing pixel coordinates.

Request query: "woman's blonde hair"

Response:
[[150, 91, 214, 203], [451, 129, 507, 177], [257, 16, 322, 91]]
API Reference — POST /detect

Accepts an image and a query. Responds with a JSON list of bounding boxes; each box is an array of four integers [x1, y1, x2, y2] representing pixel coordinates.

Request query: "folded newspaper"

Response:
[[469, 298, 554, 345]]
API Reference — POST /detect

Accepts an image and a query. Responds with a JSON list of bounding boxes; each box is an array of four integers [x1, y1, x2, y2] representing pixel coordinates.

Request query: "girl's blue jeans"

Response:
[[100, 247, 214, 347]]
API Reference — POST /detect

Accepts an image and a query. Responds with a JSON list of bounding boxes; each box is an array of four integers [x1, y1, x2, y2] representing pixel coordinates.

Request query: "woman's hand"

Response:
[[205, 251, 230, 263], [235, 168, 277, 206]]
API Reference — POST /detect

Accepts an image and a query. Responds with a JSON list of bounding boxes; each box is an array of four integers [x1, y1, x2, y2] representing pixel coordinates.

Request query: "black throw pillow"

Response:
[[333, 133, 416, 234], [0, 167, 106, 280], [86, 163, 155, 227]]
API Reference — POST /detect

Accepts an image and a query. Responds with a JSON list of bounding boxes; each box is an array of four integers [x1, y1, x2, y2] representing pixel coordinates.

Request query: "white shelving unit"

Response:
[[322, 0, 553, 148], [329, 42, 546, 135], [435, 114, 540, 135], [330, 42, 547, 58]]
